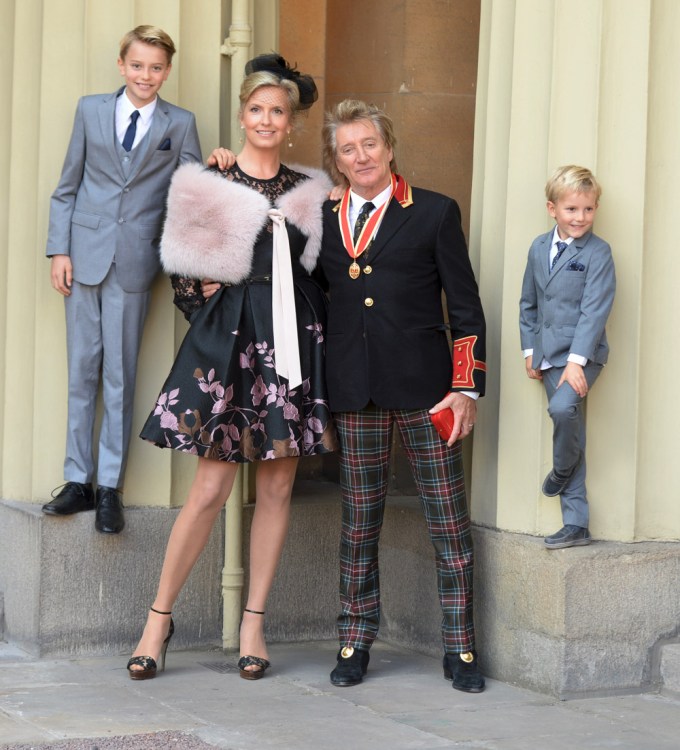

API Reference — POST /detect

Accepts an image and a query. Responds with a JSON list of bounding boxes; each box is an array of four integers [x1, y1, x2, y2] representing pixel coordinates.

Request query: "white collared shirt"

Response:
[[115, 90, 157, 150], [348, 183, 393, 229], [549, 227, 574, 268]]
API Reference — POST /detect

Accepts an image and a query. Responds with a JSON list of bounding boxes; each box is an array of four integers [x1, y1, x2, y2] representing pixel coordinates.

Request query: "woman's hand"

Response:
[[201, 278, 221, 300], [329, 184, 346, 201]]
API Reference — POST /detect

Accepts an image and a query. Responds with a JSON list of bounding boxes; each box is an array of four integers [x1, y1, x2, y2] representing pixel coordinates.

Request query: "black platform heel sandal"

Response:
[[127, 607, 175, 681], [238, 608, 271, 680]]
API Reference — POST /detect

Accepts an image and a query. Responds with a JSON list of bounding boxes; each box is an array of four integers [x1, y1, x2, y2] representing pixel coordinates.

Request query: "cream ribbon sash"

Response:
[[269, 208, 302, 389]]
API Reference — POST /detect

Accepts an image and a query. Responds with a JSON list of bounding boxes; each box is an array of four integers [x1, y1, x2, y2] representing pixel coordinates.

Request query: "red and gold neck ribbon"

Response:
[[338, 173, 412, 260]]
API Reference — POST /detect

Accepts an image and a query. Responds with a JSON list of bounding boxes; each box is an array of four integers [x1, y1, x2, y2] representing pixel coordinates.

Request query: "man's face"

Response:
[[547, 189, 599, 240], [334, 119, 393, 200]]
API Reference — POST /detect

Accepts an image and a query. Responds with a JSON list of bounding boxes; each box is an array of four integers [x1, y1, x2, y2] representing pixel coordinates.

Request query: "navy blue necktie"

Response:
[[551, 240, 568, 272], [122, 110, 140, 152], [353, 202, 375, 243]]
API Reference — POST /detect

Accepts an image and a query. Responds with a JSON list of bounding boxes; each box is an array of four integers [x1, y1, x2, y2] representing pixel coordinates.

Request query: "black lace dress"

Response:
[[140, 164, 338, 462]]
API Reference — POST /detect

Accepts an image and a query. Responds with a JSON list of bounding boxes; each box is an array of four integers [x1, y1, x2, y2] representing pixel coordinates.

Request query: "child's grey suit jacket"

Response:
[[519, 229, 616, 369]]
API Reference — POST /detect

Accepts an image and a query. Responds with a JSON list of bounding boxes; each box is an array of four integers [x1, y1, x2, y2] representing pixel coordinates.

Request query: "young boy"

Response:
[[42, 25, 202, 534], [519, 165, 616, 549]]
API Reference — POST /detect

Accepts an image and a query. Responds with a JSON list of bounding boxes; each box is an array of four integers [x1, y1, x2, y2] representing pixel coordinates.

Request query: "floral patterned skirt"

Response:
[[140, 278, 338, 462]]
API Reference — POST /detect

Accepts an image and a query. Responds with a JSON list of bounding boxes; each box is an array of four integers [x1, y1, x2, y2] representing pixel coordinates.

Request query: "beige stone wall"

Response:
[[278, 0, 327, 171], [2, 0, 678, 545], [0, 0, 227, 506], [279, 0, 481, 488], [280, 0, 479, 231], [470, 0, 680, 542]]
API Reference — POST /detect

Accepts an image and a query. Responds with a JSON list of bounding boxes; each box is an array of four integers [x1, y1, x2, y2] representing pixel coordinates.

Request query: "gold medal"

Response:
[[338, 175, 404, 277]]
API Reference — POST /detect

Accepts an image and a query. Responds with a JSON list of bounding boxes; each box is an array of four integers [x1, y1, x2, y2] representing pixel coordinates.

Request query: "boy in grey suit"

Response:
[[519, 166, 616, 549], [43, 25, 202, 533]]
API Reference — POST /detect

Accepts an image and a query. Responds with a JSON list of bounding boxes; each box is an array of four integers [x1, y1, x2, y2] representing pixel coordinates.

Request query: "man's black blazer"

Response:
[[319, 182, 486, 412]]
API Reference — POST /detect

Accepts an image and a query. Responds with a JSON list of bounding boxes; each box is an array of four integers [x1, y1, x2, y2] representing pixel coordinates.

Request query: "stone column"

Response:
[[0, 0, 227, 656], [469, 0, 680, 696]]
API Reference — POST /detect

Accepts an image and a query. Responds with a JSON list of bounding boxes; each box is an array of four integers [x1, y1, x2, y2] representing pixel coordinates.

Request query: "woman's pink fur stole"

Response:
[[160, 163, 332, 283]]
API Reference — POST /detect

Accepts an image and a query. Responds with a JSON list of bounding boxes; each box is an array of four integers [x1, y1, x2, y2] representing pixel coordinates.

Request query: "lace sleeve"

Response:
[[170, 274, 204, 321]]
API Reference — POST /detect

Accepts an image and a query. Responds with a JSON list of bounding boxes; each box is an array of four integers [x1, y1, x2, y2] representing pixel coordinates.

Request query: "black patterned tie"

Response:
[[353, 201, 375, 243], [122, 110, 140, 152], [551, 240, 568, 272]]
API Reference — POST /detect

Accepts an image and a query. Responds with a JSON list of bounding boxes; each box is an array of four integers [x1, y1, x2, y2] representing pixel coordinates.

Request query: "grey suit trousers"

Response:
[[541, 361, 603, 528], [63, 264, 149, 488]]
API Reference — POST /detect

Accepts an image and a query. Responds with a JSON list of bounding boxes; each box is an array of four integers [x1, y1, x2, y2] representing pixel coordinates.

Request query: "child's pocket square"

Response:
[[158, 138, 172, 151], [567, 261, 585, 272]]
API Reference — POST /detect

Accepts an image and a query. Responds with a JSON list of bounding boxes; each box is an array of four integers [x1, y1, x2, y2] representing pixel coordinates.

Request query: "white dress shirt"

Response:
[[348, 183, 393, 230], [115, 90, 157, 151]]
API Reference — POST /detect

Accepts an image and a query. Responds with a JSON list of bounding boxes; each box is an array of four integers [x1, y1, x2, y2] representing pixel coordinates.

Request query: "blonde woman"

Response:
[[128, 54, 337, 681]]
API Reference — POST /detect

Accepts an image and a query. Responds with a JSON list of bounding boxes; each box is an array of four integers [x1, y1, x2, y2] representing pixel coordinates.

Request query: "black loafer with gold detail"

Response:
[[443, 650, 485, 693], [330, 646, 370, 687]]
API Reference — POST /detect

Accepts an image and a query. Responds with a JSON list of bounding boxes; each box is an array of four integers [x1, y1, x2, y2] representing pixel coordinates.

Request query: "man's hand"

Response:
[[201, 278, 221, 299], [51, 255, 73, 296], [429, 392, 477, 447], [206, 148, 237, 171], [525, 357, 543, 381], [558, 361, 588, 397]]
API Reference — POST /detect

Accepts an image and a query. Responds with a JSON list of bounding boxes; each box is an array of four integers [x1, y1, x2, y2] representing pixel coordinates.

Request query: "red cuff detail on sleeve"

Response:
[[451, 335, 486, 389]]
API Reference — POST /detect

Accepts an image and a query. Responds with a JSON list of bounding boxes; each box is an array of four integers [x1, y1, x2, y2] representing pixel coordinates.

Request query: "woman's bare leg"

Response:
[[240, 456, 299, 665], [130, 457, 239, 667]]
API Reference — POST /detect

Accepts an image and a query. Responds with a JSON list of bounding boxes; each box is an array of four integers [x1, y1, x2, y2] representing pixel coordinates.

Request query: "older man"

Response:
[[319, 100, 487, 693]]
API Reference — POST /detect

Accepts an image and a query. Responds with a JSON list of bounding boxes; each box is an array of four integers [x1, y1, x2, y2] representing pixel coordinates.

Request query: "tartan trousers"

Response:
[[335, 404, 476, 653]]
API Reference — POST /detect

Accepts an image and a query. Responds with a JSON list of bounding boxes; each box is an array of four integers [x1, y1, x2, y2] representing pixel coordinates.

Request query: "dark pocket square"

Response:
[[567, 261, 585, 272], [158, 138, 172, 151]]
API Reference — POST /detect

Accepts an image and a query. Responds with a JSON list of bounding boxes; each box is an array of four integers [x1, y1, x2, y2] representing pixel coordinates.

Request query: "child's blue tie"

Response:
[[122, 110, 140, 152], [551, 240, 568, 272]]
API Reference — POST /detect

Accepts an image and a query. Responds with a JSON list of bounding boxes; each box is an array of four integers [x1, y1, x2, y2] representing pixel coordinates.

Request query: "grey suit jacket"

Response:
[[519, 228, 616, 368], [46, 88, 202, 292]]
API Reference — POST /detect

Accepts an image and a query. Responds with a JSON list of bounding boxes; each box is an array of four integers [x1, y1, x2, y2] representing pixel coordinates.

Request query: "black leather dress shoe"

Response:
[[330, 646, 370, 686], [443, 651, 485, 693], [42, 482, 94, 515], [95, 486, 125, 534]]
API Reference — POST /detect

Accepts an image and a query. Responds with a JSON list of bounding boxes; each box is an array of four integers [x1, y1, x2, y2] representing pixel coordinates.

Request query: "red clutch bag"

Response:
[[430, 409, 455, 441]]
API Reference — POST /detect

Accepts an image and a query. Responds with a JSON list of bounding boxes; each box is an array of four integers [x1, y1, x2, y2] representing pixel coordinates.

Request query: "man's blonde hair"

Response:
[[545, 165, 601, 203]]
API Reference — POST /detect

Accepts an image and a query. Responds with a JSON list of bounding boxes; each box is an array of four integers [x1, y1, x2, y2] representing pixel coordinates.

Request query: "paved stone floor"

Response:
[[1, 640, 678, 749]]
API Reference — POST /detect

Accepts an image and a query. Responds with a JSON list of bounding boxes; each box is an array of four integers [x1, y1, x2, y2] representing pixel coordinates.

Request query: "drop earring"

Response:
[[239, 126, 245, 145], [287, 130, 293, 148]]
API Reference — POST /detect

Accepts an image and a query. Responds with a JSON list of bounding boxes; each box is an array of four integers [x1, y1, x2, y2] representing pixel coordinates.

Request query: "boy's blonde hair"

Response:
[[545, 165, 601, 203], [119, 25, 176, 63]]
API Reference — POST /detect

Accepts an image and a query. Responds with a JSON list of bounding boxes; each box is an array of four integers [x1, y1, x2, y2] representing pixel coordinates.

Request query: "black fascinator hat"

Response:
[[245, 53, 318, 110]]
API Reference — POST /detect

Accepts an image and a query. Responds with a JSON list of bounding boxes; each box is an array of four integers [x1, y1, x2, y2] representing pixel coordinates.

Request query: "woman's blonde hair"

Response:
[[239, 72, 301, 127]]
